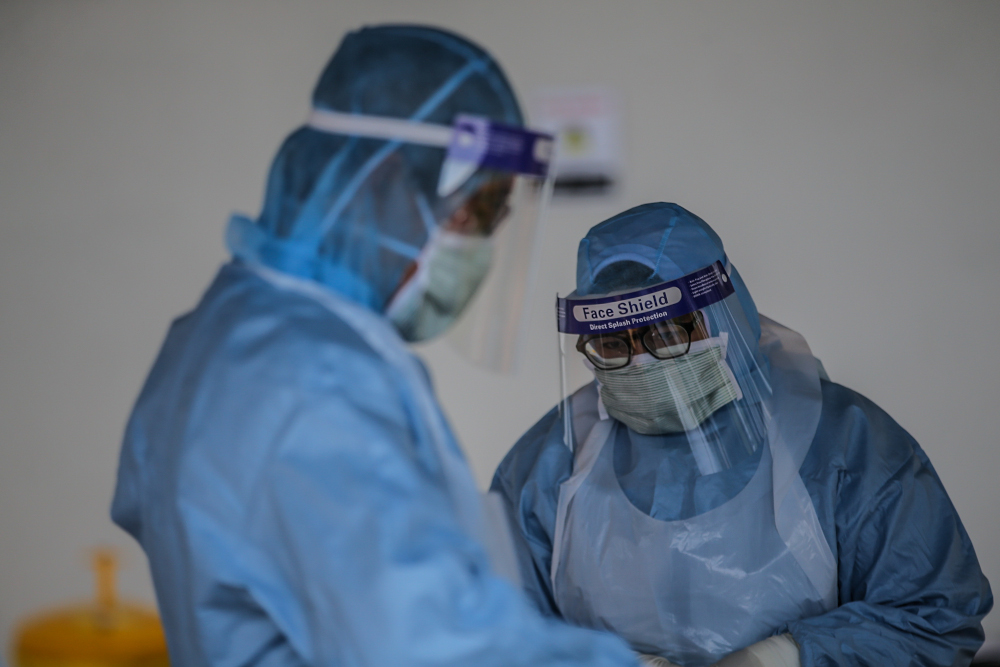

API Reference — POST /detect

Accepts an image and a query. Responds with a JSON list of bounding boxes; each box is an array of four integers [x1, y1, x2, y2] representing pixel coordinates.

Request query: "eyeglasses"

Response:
[[576, 312, 704, 370]]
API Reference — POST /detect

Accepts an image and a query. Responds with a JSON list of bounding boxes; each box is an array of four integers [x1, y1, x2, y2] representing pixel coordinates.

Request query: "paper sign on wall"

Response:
[[532, 87, 623, 197]]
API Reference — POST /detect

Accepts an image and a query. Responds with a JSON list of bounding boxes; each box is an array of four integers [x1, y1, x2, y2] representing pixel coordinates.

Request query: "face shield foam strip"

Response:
[[307, 109, 453, 148], [557, 261, 735, 335], [304, 56, 489, 148]]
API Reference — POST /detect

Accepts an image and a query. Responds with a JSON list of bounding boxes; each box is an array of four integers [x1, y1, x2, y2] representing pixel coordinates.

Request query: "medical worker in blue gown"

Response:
[[492, 203, 992, 667], [110, 25, 639, 667]]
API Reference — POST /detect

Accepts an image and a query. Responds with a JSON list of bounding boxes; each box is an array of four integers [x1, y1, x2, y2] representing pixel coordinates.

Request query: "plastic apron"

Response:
[[245, 262, 521, 584], [549, 316, 838, 666]]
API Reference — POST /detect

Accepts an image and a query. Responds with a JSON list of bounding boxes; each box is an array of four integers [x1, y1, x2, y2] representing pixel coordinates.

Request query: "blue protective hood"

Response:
[[228, 25, 523, 311]]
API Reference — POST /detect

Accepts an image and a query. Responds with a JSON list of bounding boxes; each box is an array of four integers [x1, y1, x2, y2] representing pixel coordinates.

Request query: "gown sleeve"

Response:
[[784, 384, 993, 667], [490, 406, 572, 618], [244, 371, 634, 667]]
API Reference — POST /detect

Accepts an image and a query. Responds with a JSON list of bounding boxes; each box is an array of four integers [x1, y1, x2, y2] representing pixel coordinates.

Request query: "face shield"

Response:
[[437, 117, 554, 371], [305, 110, 554, 365], [557, 260, 772, 475]]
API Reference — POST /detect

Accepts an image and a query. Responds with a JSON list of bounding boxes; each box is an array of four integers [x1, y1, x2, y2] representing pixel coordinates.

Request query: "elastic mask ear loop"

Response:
[[383, 222, 447, 319], [375, 192, 438, 261], [378, 236, 422, 261]]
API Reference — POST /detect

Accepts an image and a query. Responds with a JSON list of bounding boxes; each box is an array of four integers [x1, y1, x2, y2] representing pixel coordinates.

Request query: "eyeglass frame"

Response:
[[575, 310, 706, 370]]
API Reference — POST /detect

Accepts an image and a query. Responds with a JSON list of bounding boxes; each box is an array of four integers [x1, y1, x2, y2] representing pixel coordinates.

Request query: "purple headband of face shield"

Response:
[[556, 261, 735, 335], [447, 114, 553, 177]]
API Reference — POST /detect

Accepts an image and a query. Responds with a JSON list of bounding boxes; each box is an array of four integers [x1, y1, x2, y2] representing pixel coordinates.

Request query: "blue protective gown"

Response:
[[111, 262, 637, 666], [492, 378, 992, 666]]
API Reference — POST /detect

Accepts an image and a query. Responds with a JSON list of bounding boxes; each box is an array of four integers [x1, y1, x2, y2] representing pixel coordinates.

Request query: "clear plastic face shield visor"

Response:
[[308, 110, 555, 370], [557, 261, 772, 475]]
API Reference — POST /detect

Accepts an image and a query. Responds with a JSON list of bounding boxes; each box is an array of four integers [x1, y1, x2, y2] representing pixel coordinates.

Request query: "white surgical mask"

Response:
[[592, 335, 743, 435], [386, 229, 493, 342]]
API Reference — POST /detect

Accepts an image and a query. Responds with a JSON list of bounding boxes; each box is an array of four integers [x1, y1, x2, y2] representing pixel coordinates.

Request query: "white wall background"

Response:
[[1, 0, 997, 656]]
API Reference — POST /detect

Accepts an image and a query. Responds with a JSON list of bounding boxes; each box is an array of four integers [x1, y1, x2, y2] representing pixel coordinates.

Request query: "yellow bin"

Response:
[[12, 551, 169, 667]]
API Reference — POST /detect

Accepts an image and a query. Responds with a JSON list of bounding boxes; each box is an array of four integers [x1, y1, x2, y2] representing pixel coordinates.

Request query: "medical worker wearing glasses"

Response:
[[493, 203, 991, 667]]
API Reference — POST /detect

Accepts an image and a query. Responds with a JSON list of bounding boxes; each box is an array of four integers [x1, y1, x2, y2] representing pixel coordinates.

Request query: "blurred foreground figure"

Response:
[[493, 203, 992, 667], [112, 25, 637, 667]]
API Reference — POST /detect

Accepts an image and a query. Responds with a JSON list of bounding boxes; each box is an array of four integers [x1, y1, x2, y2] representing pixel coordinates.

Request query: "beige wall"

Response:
[[1, 0, 998, 653]]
